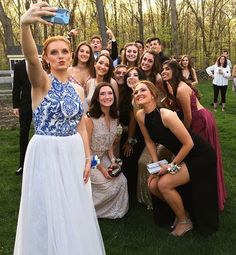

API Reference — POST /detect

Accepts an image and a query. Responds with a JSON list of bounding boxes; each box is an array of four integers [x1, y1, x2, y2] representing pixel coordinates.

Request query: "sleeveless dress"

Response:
[[90, 117, 129, 219], [68, 74, 91, 113], [118, 90, 145, 197], [14, 76, 105, 255], [86, 79, 97, 107], [189, 92, 226, 210], [145, 108, 219, 236]]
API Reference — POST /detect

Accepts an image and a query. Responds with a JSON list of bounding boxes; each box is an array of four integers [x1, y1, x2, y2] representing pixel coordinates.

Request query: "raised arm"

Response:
[[20, 2, 56, 89]]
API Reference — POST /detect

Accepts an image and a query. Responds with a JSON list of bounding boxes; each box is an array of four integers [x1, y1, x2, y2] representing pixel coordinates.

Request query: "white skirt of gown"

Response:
[[14, 133, 105, 255]]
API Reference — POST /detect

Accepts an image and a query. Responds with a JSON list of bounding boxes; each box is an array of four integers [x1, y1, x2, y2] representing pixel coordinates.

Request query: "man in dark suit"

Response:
[[149, 37, 169, 64], [12, 59, 32, 175]]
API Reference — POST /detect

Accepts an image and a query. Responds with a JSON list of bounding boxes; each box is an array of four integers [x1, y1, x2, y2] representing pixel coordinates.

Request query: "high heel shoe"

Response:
[[171, 217, 178, 229], [170, 219, 193, 237]]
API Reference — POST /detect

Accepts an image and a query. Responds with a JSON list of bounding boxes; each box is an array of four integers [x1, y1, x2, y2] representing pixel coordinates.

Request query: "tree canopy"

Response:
[[0, 0, 236, 69]]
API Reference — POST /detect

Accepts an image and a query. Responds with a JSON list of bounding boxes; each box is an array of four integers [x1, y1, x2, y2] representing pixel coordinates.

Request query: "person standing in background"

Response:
[[179, 55, 198, 87], [12, 59, 32, 176], [221, 49, 232, 69], [232, 64, 236, 92], [149, 37, 169, 64], [206, 55, 231, 112], [90, 35, 103, 60]]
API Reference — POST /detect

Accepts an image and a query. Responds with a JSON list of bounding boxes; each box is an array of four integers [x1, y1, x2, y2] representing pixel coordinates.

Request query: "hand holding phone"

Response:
[[42, 8, 70, 25]]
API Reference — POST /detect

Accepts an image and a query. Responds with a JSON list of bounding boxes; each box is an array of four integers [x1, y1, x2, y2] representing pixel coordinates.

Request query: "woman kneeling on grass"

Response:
[[134, 80, 219, 236]]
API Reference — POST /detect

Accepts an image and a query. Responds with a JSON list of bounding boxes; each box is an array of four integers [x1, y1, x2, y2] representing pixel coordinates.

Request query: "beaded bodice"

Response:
[[90, 117, 117, 159], [33, 76, 83, 136]]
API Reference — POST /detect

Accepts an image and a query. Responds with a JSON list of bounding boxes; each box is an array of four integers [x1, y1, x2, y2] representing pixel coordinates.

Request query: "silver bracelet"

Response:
[[167, 163, 181, 175], [111, 157, 116, 163]]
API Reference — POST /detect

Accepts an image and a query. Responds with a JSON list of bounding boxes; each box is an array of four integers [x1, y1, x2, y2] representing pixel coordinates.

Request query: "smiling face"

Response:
[[95, 55, 110, 76], [133, 82, 152, 106], [77, 44, 91, 63], [181, 57, 189, 68], [125, 45, 139, 62], [136, 42, 144, 56], [161, 63, 173, 81], [45, 40, 72, 72], [149, 39, 161, 53], [127, 69, 139, 89], [98, 85, 114, 107], [113, 67, 127, 85], [141, 52, 154, 72], [219, 56, 226, 66]]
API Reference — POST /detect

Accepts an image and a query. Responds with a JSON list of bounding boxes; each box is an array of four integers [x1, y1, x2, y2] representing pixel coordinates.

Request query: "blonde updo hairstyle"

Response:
[[42, 36, 72, 73]]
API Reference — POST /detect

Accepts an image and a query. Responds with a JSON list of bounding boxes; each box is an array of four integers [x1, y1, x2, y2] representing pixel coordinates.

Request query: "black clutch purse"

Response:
[[108, 158, 123, 177]]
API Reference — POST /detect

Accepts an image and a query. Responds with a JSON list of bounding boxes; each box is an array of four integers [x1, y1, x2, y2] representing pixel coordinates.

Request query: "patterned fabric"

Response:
[[90, 117, 117, 162], [90, 117, 129, 219], [33, 76, 83, 136]]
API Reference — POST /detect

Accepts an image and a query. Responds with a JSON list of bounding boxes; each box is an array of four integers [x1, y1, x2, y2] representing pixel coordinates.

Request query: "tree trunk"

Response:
[[0, 0, 14, 48], [170, 0, 179, 57], [95, 0, 107, 48], [137, 0, 144, 41]]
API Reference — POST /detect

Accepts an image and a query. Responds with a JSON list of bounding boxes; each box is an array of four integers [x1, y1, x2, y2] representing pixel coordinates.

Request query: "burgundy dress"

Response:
[[190, 92, 226, 210]]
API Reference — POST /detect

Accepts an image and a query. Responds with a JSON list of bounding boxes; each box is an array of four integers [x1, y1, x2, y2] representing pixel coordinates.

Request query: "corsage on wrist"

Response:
[[128, 138, 138, 145], [167, 163, 181, 175]]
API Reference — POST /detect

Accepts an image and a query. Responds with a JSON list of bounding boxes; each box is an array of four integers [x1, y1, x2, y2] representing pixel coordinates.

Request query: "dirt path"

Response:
[[0, 97, 19, 129]]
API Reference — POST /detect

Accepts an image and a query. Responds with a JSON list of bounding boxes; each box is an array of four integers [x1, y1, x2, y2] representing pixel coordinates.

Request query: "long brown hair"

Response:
[[94, 54, 114, 82], [162, 60, 200, 102], [122, 42, 140, 67], [179, 54, 195, 81], [139, 49, 161, 83], [88, 82, 118, 119], [72, 41, 95, 77]]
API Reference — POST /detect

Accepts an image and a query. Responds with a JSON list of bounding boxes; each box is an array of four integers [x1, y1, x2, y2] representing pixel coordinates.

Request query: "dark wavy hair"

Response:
[[72, 41, 95, 77], [217, 55, 227, 68], [118, 66, 142, 107], [162, 59, 200, 103], [94, 54, 114, 82], [139, 49, 161, 83], [88, 82, 118, 119]]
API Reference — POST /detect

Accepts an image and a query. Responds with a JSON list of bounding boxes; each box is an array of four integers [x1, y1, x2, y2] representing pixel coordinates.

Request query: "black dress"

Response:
[[145, 108, 218, 236], [118, 87, 145, 197]]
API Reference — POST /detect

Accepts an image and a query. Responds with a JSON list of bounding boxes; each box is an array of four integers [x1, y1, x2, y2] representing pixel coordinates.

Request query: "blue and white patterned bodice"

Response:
[[33, 76, 84, 136]]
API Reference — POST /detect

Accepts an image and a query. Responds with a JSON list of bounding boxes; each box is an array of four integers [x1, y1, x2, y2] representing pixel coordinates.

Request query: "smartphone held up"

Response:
[[42, 8, 70, 25]]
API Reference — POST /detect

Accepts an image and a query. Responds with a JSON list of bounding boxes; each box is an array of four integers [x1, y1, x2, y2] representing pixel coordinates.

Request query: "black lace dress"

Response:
[[145, 108, 218, 236]]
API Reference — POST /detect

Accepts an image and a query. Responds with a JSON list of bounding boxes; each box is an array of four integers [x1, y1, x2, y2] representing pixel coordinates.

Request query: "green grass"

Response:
[[0, 80, 236, 255]]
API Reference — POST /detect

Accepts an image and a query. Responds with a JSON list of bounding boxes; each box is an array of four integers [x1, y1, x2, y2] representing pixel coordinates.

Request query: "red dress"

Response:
[[190, 92, 226, 210]]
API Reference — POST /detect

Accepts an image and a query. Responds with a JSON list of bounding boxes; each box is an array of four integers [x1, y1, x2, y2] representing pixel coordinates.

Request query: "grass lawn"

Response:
[[0, 80, 236, 255]]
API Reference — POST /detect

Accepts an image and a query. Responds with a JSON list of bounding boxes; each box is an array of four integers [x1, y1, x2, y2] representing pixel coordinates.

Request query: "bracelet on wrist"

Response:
[[128, 138, 138, 145], [111, 157, 116, 163], [85, 156, 91, 161], [167, 163, 181, 175]]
